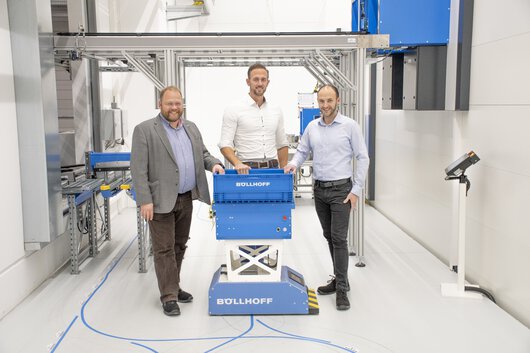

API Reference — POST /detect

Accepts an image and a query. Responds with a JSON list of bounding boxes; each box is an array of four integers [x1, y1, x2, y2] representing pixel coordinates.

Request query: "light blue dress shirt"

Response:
[[289, 113, 370, 197], [159, 115, 196, 194]]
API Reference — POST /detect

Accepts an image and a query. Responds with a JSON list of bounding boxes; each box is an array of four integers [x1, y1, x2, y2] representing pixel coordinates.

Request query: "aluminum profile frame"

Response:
[[54, 33, 389, 53], [54, 31, 388, 261]]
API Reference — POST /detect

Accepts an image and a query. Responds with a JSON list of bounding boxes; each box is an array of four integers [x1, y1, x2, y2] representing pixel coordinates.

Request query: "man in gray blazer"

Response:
[[131, 86, 224, 316]]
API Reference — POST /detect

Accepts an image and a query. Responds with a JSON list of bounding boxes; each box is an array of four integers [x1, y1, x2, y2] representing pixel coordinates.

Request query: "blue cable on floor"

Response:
[[50, 315, 78, 353], [130, 341, 160, 353], [203, 315, 255, 352], [52, 234, 358, 353]]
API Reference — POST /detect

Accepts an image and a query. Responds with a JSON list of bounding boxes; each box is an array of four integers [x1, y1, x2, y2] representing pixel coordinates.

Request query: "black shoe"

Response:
[[317, 278, 336, 295], [336, 290, 350, 311], [162, 300, 181, 316], [178, 289, 193, 303]]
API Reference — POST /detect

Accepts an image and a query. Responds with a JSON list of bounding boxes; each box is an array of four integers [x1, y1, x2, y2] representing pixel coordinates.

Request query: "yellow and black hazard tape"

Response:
[[307, 289, 319, 315]]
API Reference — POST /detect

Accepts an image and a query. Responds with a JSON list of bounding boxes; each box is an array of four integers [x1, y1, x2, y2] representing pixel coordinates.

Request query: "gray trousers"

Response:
[[148, 191, 193, 303], [314, 180, 352, 291]]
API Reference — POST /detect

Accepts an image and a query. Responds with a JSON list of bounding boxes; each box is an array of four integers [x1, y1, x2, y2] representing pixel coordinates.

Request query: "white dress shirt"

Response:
[[289, 113, 370, 197], [218, 94, 289, 161]]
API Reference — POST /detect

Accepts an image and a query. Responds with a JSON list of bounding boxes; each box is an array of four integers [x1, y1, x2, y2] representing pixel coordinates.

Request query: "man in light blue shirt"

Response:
[[284, 84, 369, 311]]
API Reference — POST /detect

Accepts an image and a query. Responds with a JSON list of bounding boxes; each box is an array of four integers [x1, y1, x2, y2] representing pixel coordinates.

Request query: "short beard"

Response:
[[162, 111, 182, 122]]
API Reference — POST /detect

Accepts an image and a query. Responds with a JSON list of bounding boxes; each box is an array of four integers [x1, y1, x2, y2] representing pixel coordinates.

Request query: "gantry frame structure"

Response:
[[54, 32, 390, 265]]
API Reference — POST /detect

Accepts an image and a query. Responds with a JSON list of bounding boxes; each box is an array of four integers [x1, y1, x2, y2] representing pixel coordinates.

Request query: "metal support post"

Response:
[[441, 175, 482, 299], [176, 56, 185, 89], [137, 206, 149, 273], [164, 49, 176, 86], [67, 195, 80, 274], [176, 55, 187, 113], [104, 197, 111, 240], [457, 179, 467, 291], [87, 193, 98, 256], [341, 51, 357, 256], [355, 48, 366, 267]]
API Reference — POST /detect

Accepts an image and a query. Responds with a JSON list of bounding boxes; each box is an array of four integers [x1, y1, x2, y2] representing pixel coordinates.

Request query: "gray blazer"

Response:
[[130, 116, 221, 213]]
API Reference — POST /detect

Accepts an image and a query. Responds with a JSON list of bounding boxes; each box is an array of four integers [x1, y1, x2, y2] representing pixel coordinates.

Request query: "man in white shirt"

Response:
[[218, 63, 289, 174], [284, 84, 370, 311]]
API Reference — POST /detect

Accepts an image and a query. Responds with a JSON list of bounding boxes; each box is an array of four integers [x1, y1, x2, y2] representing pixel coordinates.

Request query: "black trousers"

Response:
[[313, 180, 352, 291]]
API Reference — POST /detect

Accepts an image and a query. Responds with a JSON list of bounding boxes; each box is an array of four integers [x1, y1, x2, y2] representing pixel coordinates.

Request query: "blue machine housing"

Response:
[[299, 108, 320, 136], [209, 266, 308, 315], [214, 203, 293, 240], [352, 0, 451, 46]]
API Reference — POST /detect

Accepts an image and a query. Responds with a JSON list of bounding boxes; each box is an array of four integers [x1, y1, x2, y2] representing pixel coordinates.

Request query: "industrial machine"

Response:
[[61, 151, 136, 274], [209, 169, 318, 315], [85, 151, 151, 273], [61, 177, 103, 274]]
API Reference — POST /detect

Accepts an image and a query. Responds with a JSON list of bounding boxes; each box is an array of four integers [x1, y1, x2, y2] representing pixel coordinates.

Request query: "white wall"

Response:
[[373, 0, 530, 327], [0, 0, 25, 317], [174, 0, 351, 32], [0, 0, 74, 319]]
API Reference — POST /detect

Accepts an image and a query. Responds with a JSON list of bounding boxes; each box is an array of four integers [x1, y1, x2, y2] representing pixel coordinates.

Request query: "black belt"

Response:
[[243, 159, 279, 169], [314, 178, 351, 188]]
